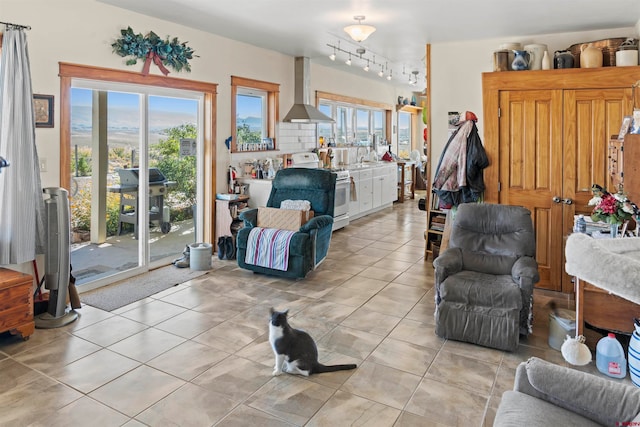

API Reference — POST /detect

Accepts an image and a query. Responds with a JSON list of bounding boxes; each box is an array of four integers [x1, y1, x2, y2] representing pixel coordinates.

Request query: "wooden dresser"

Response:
[[0, 268, 34, 340]]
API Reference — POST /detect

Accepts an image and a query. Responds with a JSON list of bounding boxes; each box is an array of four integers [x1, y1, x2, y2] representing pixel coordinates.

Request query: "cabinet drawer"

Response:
[[0, 304, 33, 331], [0, 282, 32, 312], [359, 169, 373, 180]]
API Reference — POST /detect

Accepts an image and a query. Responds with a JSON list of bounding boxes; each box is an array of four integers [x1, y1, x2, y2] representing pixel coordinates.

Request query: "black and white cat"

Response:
[[269, 308, 357, 376]]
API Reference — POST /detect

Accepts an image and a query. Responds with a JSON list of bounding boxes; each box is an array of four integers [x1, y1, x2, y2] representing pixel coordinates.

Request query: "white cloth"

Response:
[[0, 29, 46, 264], [280, 199, 311, 211]]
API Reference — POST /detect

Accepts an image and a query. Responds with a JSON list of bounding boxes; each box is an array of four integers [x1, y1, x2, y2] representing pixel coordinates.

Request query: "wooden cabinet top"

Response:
[[0, 268, 32, 289]]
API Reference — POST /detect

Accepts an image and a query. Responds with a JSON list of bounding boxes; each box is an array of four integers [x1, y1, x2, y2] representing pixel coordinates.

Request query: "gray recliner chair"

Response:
[[433, 203, 539, 352]]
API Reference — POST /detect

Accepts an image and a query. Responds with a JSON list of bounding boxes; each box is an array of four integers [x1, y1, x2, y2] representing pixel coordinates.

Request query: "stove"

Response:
[[289, 152, 350, 230]]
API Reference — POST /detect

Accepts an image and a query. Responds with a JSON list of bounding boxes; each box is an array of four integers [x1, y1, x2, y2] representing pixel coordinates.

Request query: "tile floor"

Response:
[[0, 197, 601, 426]]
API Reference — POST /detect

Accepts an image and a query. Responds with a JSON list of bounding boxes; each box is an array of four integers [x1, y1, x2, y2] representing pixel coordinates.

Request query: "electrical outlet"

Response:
[[40, 158, 47, 172]]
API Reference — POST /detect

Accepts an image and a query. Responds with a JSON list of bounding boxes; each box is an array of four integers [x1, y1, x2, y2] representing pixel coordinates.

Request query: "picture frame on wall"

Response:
[[33, 94, 54, 128]]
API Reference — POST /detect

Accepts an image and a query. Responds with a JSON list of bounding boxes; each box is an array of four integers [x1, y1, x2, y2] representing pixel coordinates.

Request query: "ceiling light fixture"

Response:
[[345, 54, 352, 66], [387, 70, 392, 81], [378, 65, 384, 77], [344, 15, 376, 42], [363, 60, 370, 72]]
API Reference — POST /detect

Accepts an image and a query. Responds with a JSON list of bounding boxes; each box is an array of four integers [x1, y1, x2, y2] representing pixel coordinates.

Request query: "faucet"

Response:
[[356, 146, 369, 164]]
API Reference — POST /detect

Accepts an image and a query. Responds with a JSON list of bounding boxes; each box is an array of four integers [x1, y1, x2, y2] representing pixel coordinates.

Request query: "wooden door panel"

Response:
[[499, 90, 564, 291]]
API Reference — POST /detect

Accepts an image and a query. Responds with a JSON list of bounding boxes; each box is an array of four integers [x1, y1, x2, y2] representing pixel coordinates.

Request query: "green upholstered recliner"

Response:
[[236, 168, 336, 278], [433, 203, 539, 352]]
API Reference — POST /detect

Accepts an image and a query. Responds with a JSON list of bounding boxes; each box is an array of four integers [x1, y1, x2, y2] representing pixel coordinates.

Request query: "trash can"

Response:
[[189, 242, 212, 271], [548, 308, 576, 351]]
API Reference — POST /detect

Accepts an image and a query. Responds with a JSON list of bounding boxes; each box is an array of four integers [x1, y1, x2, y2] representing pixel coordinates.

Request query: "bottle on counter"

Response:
[[574, 214, 587, 233]]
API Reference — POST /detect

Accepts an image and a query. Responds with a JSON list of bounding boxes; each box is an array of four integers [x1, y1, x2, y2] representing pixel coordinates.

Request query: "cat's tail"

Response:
[[312, 363, 357, 374]]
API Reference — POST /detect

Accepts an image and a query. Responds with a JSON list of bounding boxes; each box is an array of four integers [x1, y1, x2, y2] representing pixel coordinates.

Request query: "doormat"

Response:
[[79, 264, 209, 312]]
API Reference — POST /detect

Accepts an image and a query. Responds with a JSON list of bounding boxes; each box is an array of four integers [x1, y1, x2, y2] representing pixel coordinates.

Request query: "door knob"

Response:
[[552, 196, 561, 203], [562, 198, 573, 205]]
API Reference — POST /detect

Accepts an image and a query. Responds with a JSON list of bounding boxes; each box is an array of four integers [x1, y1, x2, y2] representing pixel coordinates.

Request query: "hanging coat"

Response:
[[432, 119, 489, 207]]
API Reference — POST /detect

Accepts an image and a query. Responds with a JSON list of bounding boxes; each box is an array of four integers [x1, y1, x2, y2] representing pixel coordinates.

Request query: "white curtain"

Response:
[[0, 28, 46, 264]]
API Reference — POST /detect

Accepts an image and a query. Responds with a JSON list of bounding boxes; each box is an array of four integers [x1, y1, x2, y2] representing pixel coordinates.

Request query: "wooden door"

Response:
[[498, 90, 564, 291], [562, 88, 631, 290]]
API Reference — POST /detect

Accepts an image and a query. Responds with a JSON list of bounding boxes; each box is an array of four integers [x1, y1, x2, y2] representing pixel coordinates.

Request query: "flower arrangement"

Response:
[[111, 27, 197, 76], [588, 184, 636, 225]]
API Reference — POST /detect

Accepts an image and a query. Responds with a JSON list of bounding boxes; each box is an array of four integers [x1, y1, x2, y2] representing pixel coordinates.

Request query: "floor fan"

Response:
[[35, 187, 78, 328]]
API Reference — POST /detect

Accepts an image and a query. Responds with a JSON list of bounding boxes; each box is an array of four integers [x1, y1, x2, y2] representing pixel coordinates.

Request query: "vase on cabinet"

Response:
[[580, 43, 603, 68], [541, 51, 551, 70], [610, 223, 620, 238], [511, 50, 530, 71]]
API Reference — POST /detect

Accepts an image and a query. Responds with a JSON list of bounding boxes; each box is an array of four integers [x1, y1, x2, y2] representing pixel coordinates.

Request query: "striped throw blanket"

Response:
[[245, 227, 296, 271]]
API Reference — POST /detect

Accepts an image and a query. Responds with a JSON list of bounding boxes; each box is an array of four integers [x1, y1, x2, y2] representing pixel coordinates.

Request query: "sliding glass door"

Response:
[[68, 82, 202, 289]]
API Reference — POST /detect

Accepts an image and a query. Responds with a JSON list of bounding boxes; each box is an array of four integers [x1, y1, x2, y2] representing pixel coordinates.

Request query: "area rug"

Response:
[[79, 265, 209, 311]]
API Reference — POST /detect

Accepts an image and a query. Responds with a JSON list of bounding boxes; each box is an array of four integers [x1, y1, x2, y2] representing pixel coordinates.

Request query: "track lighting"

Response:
[[329, 52, 336, 61], [378, 66, 384, 77], [345, 54, 352, 66], [363, 60, 370, 72]]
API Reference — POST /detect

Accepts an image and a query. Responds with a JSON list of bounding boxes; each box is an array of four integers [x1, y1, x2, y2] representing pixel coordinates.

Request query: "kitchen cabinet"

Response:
[[483, 66, 637, 293], [348, 163, 397, 220], [358, 169, 373, 214], [0, 268, 34, 340]]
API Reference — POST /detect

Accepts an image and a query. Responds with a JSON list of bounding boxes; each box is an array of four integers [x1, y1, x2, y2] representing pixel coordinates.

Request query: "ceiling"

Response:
[[99, 0, 640, 90]]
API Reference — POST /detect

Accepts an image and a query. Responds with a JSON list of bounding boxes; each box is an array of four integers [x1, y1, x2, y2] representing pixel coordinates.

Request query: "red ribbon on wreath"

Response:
[[141, 51, 170, 76]]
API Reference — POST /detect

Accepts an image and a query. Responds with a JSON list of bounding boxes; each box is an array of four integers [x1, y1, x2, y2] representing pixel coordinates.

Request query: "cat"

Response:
[[269, 307, 357, 376]]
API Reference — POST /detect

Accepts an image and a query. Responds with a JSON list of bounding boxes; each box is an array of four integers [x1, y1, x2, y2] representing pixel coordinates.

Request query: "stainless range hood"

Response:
[[283, 57, 334, 123]]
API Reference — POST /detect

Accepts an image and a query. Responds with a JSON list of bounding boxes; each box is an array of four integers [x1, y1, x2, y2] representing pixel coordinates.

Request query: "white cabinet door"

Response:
[[372, 166, 386, 208], [383, 165, 397, 204], [359, 169, 373, 213], [349, 170, 360, 217]]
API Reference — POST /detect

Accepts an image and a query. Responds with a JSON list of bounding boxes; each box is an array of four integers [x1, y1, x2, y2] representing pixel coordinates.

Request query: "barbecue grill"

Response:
[[113, 167, 176, 236]]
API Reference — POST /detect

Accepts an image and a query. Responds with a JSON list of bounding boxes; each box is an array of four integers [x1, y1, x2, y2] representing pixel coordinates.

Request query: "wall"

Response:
[[429, 26, 639, 180], [2, 0, 408, 193]]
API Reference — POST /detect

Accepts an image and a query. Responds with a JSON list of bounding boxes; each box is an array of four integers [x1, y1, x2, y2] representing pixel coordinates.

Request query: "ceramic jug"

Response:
[[580, 43, 603, 68], [511, 50, 530, 71], [554, 50, 574, 69], [524, 44, 547, 70]]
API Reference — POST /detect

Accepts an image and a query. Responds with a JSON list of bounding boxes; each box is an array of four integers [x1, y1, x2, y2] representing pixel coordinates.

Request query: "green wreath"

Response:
[[112, 27, 197, 75]]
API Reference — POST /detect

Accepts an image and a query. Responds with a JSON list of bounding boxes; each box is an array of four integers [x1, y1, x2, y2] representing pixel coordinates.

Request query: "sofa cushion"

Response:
[[494, 391, 601, 427], [439, 270, 522, 309], [526, 357, 640, 426]]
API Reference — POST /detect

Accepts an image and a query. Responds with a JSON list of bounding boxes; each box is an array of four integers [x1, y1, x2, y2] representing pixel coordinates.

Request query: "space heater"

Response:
[[35, 187, 78, 328]]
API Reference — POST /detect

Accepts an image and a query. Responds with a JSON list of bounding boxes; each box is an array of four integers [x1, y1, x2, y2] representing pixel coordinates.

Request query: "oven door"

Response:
[[334, 178, 350, 218]]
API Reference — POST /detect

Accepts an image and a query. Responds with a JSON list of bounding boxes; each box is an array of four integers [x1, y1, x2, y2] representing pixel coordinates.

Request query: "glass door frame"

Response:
[[59, 63, 217, 291]]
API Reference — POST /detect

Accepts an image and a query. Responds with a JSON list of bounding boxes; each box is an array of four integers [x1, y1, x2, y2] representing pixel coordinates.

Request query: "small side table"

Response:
[[397, 161, 415, 203], [0, 268, 34, 340]]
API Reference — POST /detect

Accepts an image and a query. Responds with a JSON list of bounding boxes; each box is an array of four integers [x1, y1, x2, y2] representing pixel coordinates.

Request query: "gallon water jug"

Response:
[[629, 318, 640, 387], [596, 333, 627, 379]]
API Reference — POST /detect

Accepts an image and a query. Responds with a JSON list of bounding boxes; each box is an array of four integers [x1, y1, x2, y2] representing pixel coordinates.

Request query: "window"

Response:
[[231, 76, 279, 152], [397, 111, 412, 158], [316, 91, 391, 149]]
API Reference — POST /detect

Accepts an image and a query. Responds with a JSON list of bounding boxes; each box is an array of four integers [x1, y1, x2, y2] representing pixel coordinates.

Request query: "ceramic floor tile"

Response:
[[27, 396, 130, 427], [156, 286, 217, 309], [193, 319, 264, 352], [340, 307, 402, 336], [118, 299, 188, 326], [0, 375, 82, 427], [425, 351, 499, 396], [14, 334, 101, 375], [153, 309, 222, 339], [296, 300, 357, 324], [358, 266, 404, 282], [89, 365, 185, 417], [50, 348, 140, 393], [216, 404, 296, 427], [394, 411, 450, 426], [63, 305, 114, 331], [307, 390, 401, 427], [389, 319, 445, 350], [339, 275, 390, 293], [108, 327, 186, 362], [147, 340, 229, 380], [246, 375, 336, 426], [191, 295, 255, 322], [441, 339, 504, 365], [320, 286, 378, 307], [192, 355, 273, 403], [72, 315, 148, 347], [316, 325, 384, 361], [405, 377, 488, 425], [0, 327, 68, 356], [136, 382, 238, 426], [341, 361, 422, 410], [367, 337, 437, 376], [0, 358, 49, 393]]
